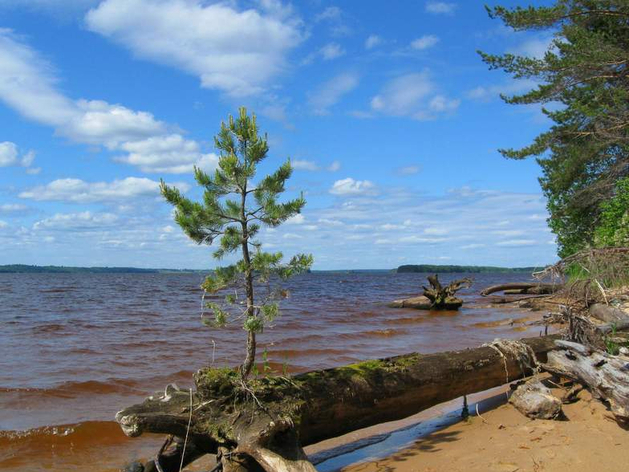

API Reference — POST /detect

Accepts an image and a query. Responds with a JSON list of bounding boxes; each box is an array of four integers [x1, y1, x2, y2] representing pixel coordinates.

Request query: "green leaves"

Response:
[[481, 0, 629, 256], [160, 107, 314, 378]]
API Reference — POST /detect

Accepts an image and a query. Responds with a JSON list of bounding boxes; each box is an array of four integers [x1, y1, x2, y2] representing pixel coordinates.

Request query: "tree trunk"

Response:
[[480, 283, 563, 297], [117, 335, 559, 472]]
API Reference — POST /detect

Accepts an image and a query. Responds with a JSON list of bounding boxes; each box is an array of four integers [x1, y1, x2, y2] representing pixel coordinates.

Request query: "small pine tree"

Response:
[[160, 107, 313, 379]]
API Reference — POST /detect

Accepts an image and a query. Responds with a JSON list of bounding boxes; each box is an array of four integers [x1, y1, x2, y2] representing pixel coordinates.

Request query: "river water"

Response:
[[0, 271, 543, 471]]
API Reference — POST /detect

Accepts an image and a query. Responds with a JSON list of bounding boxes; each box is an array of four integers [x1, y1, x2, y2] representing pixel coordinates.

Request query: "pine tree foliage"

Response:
[[160, 108, 313, 379], [479, 1, 629, 257]]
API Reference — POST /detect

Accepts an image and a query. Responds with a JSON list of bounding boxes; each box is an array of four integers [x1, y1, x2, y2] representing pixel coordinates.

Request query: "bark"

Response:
[[117, 335, 559, 472], [544, 340, 629, 423], [480, 283, 563, 297]]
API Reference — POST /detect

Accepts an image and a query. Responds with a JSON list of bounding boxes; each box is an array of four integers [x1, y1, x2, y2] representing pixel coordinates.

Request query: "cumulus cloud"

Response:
[[320, 42, 345, 60], [309, 72, 359, 115], [85, 0, 303, 97], [315, 6, 341, 22], [0, 203, 28, 213], [425, 2, 456, 14], [34, 211, 119, 230], [19, 177, 185, 203], [370, 71, 459, 120], [365, 34, 382, 50], [511, 35, 554, 59], [116, 135, 218, 174], [330, 178, 377, 196], [410, 35, 439, 50], [0, 141, 38, 172], [327, 161, 341, 172], [292, 160, 320, 171], [0, 29, 215, 174]]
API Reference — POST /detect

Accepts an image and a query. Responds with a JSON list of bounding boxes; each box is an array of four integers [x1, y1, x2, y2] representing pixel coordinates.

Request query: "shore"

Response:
[[327, 387, 628, 472]]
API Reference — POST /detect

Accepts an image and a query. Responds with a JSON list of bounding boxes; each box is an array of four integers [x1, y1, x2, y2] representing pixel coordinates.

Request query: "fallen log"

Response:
[[388, 295, 432, 309], [544, 340, 629, 423], [589, 303, 629, 324], [117, 335, 559, 472], [480, 282, 563, 297]]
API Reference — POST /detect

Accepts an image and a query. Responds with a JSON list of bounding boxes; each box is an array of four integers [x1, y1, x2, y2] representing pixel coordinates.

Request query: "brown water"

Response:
[[0, 271, 542, 471]]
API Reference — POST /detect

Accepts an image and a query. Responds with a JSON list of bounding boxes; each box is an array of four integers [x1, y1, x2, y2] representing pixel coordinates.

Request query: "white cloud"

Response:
[[396, 165, 421, 175], [0, 141, 19, 166], [116, 135, 218, 174], [85, 0, 303, 97], [425, 2, 456, 14], [309, 72, 359, 115], [466, 79, 538, 102], [34, 211, 119, 230], [461, 243, 486, 250], [19, 177, 183, 203], [0, 29, 216, 174], [511, 35, 554, 59], [496, 239, 537, 247], [327, 160, 341, 172], [410, 35, 439, 50], [365, 34, 382, 50], [0, 141, 37, 171], [315, 6, 341, 22], [370, 71, 459, 120], [285, 214, 305, 225], [292, 159, 320, 171], [330, 178, 377, 196], [320, 42, 345, 60], [0, 203, 27, 213]]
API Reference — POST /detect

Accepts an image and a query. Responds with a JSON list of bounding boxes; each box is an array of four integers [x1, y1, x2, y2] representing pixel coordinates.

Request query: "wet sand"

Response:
[[335, 388, 629, 472]]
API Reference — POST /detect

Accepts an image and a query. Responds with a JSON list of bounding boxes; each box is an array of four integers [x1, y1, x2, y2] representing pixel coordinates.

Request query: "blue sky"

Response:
[[0, 0, 558, 270]]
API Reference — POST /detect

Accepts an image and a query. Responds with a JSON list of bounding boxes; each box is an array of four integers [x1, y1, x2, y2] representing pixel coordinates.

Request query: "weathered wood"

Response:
[[422, 274, 472, 309], [388, 296, 432, 309], [509, 379, 563, 419], [480, 283, 563, 297], [117, 335, 560, 471], [589, 303, 629, 323], [544, 340, 629, 423]]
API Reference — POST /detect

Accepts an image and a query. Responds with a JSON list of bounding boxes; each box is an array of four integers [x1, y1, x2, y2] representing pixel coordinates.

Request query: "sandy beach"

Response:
[[336, 387, 629, 472]]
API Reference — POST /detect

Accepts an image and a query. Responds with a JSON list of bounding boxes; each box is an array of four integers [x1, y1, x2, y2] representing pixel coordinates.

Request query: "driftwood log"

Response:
[[544, 340, 629, 423], [117, 335, 559, 472], [480, 283, 563, 297], [589, 303, 629, 324]]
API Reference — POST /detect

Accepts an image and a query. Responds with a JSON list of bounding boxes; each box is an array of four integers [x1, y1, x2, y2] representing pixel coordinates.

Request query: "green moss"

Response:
[[195, 366, 239, 398]]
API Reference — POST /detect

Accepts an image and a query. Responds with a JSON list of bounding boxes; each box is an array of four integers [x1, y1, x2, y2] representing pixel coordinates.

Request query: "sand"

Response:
[[336, 388, 629, 472]]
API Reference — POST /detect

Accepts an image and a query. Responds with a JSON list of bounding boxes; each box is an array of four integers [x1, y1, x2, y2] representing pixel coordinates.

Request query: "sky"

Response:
[[0, 0, 559, 270]]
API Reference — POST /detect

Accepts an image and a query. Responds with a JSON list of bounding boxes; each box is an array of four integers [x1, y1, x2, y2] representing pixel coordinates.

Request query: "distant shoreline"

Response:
[[396, 264, 541, 274], [0, 264, 543, 274], [0, 264, 205, 274]]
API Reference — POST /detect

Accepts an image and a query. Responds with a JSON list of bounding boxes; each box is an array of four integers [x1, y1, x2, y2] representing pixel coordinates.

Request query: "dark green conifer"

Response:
[[160, 107, 313, 379], [479, 1, 629, 256]]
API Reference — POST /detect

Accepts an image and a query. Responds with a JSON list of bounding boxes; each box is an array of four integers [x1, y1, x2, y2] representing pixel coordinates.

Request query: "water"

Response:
[[0, 271, 541, 471]]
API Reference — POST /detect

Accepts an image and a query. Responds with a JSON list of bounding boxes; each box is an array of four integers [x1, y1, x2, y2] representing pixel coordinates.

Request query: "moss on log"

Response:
[[117, 335, 559, 472]]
